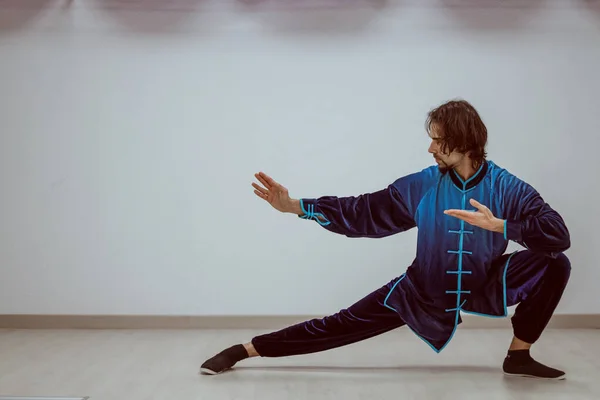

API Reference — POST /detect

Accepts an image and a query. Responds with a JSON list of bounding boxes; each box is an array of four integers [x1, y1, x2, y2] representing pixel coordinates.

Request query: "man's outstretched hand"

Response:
[[252, 172, 302, 215], [444, 198, 505, 233]]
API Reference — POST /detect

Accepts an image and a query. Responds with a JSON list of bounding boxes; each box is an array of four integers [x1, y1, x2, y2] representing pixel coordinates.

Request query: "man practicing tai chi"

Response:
[[200, 99, 571, 380]]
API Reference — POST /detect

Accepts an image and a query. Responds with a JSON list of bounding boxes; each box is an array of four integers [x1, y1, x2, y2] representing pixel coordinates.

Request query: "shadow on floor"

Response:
[[234, 364, 500, 374]]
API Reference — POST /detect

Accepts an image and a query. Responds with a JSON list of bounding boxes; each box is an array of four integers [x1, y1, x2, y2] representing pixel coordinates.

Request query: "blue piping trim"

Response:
[[405, 324, 457, 354], [383, 274, 456, 353], [449, 230, 473, 234], [445, 299, 467, 312], [382, 274, 406, 312], [415, 181, 473, 354], [460, 252, 516, 318], [454, 162, 486, 185], [425, 174, 475, 353], [503, 220, 507, 240], [447, 250, 472, 255], [299, 199, 331, 226], [446, 270, 472, 275]]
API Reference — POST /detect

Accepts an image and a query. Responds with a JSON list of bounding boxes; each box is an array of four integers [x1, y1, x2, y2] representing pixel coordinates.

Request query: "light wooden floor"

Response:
[[0, 328, 599, 399]]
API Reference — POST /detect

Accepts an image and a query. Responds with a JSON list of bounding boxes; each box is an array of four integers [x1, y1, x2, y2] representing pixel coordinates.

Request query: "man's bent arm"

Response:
[[503, 179, 570, 257]]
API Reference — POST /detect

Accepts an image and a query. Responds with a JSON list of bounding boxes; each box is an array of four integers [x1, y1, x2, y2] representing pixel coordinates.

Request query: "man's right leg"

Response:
[[200, 277, 406, 374]]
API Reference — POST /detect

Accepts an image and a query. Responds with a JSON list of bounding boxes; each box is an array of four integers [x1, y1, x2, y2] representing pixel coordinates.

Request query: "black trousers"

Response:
[[251, 251, 571, 357]]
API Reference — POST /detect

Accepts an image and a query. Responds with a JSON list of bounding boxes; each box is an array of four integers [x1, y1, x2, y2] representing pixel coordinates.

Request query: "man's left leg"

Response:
[[503, 250, 572, 379]]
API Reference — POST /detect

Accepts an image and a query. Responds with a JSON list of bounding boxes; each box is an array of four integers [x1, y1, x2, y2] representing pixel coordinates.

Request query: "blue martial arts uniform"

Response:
[[251, 160, 571, 356]]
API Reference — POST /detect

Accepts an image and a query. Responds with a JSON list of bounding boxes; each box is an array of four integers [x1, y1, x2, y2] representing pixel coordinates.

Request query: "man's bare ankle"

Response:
[[509, 336, 532, 351], [244, 342, 260, 357]]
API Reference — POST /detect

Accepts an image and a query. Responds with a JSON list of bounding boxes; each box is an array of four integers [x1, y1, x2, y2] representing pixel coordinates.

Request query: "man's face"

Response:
[[428, 124, 464, 172]]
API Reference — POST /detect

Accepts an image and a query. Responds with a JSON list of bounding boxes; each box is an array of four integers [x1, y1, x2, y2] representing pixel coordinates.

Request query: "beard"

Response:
[[435, 157, 452, 174], [438, 165, 451, 174]]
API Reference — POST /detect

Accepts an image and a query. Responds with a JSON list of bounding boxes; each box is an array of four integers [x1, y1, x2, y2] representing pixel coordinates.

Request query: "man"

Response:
[[200, 99, 571, 380]]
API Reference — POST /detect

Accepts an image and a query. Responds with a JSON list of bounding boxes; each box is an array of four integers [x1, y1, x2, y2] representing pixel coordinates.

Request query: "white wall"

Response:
[[0, 0, 598, 316]]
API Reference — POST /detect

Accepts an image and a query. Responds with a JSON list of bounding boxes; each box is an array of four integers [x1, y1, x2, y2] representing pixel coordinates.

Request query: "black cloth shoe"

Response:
[[200, 344, 249, 375], [503, 349, 566, 380]]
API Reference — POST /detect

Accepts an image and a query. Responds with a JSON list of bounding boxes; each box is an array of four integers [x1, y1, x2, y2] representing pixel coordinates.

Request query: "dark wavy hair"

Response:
[[425, 99, 488, 168]]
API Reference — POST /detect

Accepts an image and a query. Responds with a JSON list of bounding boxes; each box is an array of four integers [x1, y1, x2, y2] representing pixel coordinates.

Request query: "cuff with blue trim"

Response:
[[297, 199, 330, 226]]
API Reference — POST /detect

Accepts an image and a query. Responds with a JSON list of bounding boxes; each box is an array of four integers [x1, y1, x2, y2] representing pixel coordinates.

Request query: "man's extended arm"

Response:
[[294, 168, 440, 238], [253, 168, 437, 239], [295, 185, 417, 238]]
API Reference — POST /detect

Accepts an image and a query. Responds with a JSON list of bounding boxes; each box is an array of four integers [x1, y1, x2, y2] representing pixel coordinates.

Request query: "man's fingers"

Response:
[[445, 210, 476, 223], [470, 198, 483, 208], [444, 209, 472, 217], [469, 199, 490, 212], [254, 173, 271, 189], [257, 172, 277, 188], [252, 182, 268, 195], [254, 189, 268, 200], [470, 199, 496, 218]]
